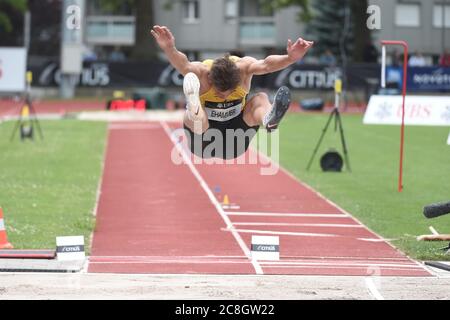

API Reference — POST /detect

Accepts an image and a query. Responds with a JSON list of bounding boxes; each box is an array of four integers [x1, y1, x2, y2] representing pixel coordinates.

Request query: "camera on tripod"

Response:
[[306, 78, 351, 172], [10, 71, 44, 142]]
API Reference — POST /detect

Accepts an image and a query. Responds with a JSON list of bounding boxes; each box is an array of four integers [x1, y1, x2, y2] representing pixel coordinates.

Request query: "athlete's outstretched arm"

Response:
[[246, 37, 314, 75], [151, 25, 201, 76]]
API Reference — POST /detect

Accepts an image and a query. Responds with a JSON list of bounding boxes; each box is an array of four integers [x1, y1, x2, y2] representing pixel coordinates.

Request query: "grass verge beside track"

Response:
[[259, 112, 450, 261], [0, 120, 107, 253]]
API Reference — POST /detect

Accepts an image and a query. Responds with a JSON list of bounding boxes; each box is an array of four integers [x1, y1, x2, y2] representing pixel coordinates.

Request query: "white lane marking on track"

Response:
[[263, 265, 422, 271], [225, 212, 347, 218], [160, 121, 263, 275], [89, 260, 252, 265], [232, 222, 364, 228], [90, 255, 248, 260], [109, 123, 161, 130], [222, 228, 338, 238], [86, 124, 112, 272], [258, 262, 424, 268], [250, 148, 432, 275], [89, 255, 412, 261], [223, 227, 392, 242]]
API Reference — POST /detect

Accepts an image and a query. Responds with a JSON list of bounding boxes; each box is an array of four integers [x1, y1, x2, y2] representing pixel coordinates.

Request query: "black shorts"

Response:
[[184, 112, 260, 159]]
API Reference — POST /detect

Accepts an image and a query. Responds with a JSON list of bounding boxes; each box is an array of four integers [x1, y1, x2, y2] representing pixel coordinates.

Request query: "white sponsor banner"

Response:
[[56, 236, 85, 261], [0, 48, 27, 92], [364, 95, 450, 126], [251, 235, 279, 261]]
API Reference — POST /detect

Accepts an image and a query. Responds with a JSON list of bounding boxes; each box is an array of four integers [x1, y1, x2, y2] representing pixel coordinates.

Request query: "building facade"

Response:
[[84, 0, 450, 62], [369, 0, 450, 62], [152, 0, 303, 59]]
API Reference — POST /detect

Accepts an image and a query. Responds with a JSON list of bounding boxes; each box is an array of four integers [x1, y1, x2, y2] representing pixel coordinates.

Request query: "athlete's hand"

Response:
[[151, 25, 176, 51], [287, 37, 314, 62]]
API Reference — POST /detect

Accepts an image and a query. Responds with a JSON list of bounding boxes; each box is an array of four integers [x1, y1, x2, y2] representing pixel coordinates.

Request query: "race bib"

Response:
[[205, 99, 243, 122]]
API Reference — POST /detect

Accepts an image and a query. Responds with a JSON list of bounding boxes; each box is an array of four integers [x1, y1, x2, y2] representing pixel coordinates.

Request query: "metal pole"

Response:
[[381, 40, 409, 192], [24, 11, 31, 51], [443, 0, 447, 57], [60, 0, 85, 99], [381, 45, 386, 88]]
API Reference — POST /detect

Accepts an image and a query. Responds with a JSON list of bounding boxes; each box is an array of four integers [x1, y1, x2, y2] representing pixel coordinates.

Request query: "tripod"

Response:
[[306, 79, 351, 172], [10, 72, 44, 142]]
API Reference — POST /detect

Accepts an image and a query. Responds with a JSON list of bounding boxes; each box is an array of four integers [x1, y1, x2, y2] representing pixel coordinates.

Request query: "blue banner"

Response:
[[386, 66, 450, 92]]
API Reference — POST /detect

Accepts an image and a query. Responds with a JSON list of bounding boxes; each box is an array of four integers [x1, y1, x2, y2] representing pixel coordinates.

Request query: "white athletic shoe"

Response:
[[183, 72, 201, 120]]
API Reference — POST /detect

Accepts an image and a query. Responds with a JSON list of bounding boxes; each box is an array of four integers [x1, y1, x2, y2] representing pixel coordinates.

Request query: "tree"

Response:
[[98, 0, 156, 60], [265, 0, 374, 63], [0, 0, 27, 33], [0, 0, 27, 46], [28, 0, 62, 57], [306, 0, 354, 61]]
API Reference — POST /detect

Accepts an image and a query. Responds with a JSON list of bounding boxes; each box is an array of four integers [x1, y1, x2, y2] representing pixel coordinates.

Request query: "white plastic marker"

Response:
[[251, 236, 279, 261], [381, 45, 386, 89], [447, 132, 450, 145], [429, 226, 439, 235], [56, 236, 85, 261]]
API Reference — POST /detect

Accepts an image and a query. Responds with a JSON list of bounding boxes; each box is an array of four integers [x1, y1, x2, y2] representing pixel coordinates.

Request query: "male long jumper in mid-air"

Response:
[[151, 25, 314, 160]]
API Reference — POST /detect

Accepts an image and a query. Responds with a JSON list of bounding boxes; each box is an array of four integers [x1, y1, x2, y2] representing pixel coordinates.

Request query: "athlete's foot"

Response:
[[183, 72, 201, 120], [263, 86, 291, 132]]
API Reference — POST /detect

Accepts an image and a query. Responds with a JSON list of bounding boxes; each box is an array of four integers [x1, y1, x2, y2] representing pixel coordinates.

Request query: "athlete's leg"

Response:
[[242, 92, 272, 127], [243, 87, 291, 132], [183, 72, 209, 135]]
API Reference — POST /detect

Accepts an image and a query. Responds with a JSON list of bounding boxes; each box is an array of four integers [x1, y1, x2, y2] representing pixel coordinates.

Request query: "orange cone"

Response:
[[0, 207, 13, 249], [222, 195, 230, 206]]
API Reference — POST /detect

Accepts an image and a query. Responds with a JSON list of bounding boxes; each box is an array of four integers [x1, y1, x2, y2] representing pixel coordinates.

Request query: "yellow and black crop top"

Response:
[[200, 56, 248, 122]]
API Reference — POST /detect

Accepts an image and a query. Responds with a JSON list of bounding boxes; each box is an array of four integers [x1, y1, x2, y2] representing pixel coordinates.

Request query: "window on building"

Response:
[[225, 0, 238, 21], [240, 0, 274, 17], [433, 4, 450, 28], [183, 0, 200, 23], [395, 3, 421, 27]]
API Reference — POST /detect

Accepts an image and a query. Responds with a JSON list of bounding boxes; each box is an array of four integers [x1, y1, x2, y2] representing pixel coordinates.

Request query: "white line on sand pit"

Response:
[[225, 212, 347, 218], [160, 121, 263, 275], [365, 278, 385, 300]]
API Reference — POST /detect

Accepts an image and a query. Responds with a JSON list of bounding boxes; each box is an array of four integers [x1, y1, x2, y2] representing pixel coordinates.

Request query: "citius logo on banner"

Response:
[[275, 66, 339, 90], [364, 95, 450, 126], [39, 62, 110, 87]]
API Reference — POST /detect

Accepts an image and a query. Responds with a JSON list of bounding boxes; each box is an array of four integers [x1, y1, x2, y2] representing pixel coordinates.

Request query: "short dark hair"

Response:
[[210, 54, 241, 92]]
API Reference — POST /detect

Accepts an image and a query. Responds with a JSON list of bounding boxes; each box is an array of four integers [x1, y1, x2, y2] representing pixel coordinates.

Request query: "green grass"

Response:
[[0, 120, 107, 253], [261, 113, 450, 261]]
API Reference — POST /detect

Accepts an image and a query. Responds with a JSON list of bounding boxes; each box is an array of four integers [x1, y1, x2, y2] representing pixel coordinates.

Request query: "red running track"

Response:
[[0, 99, 104, 118], [89, 122, 430, 276]]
